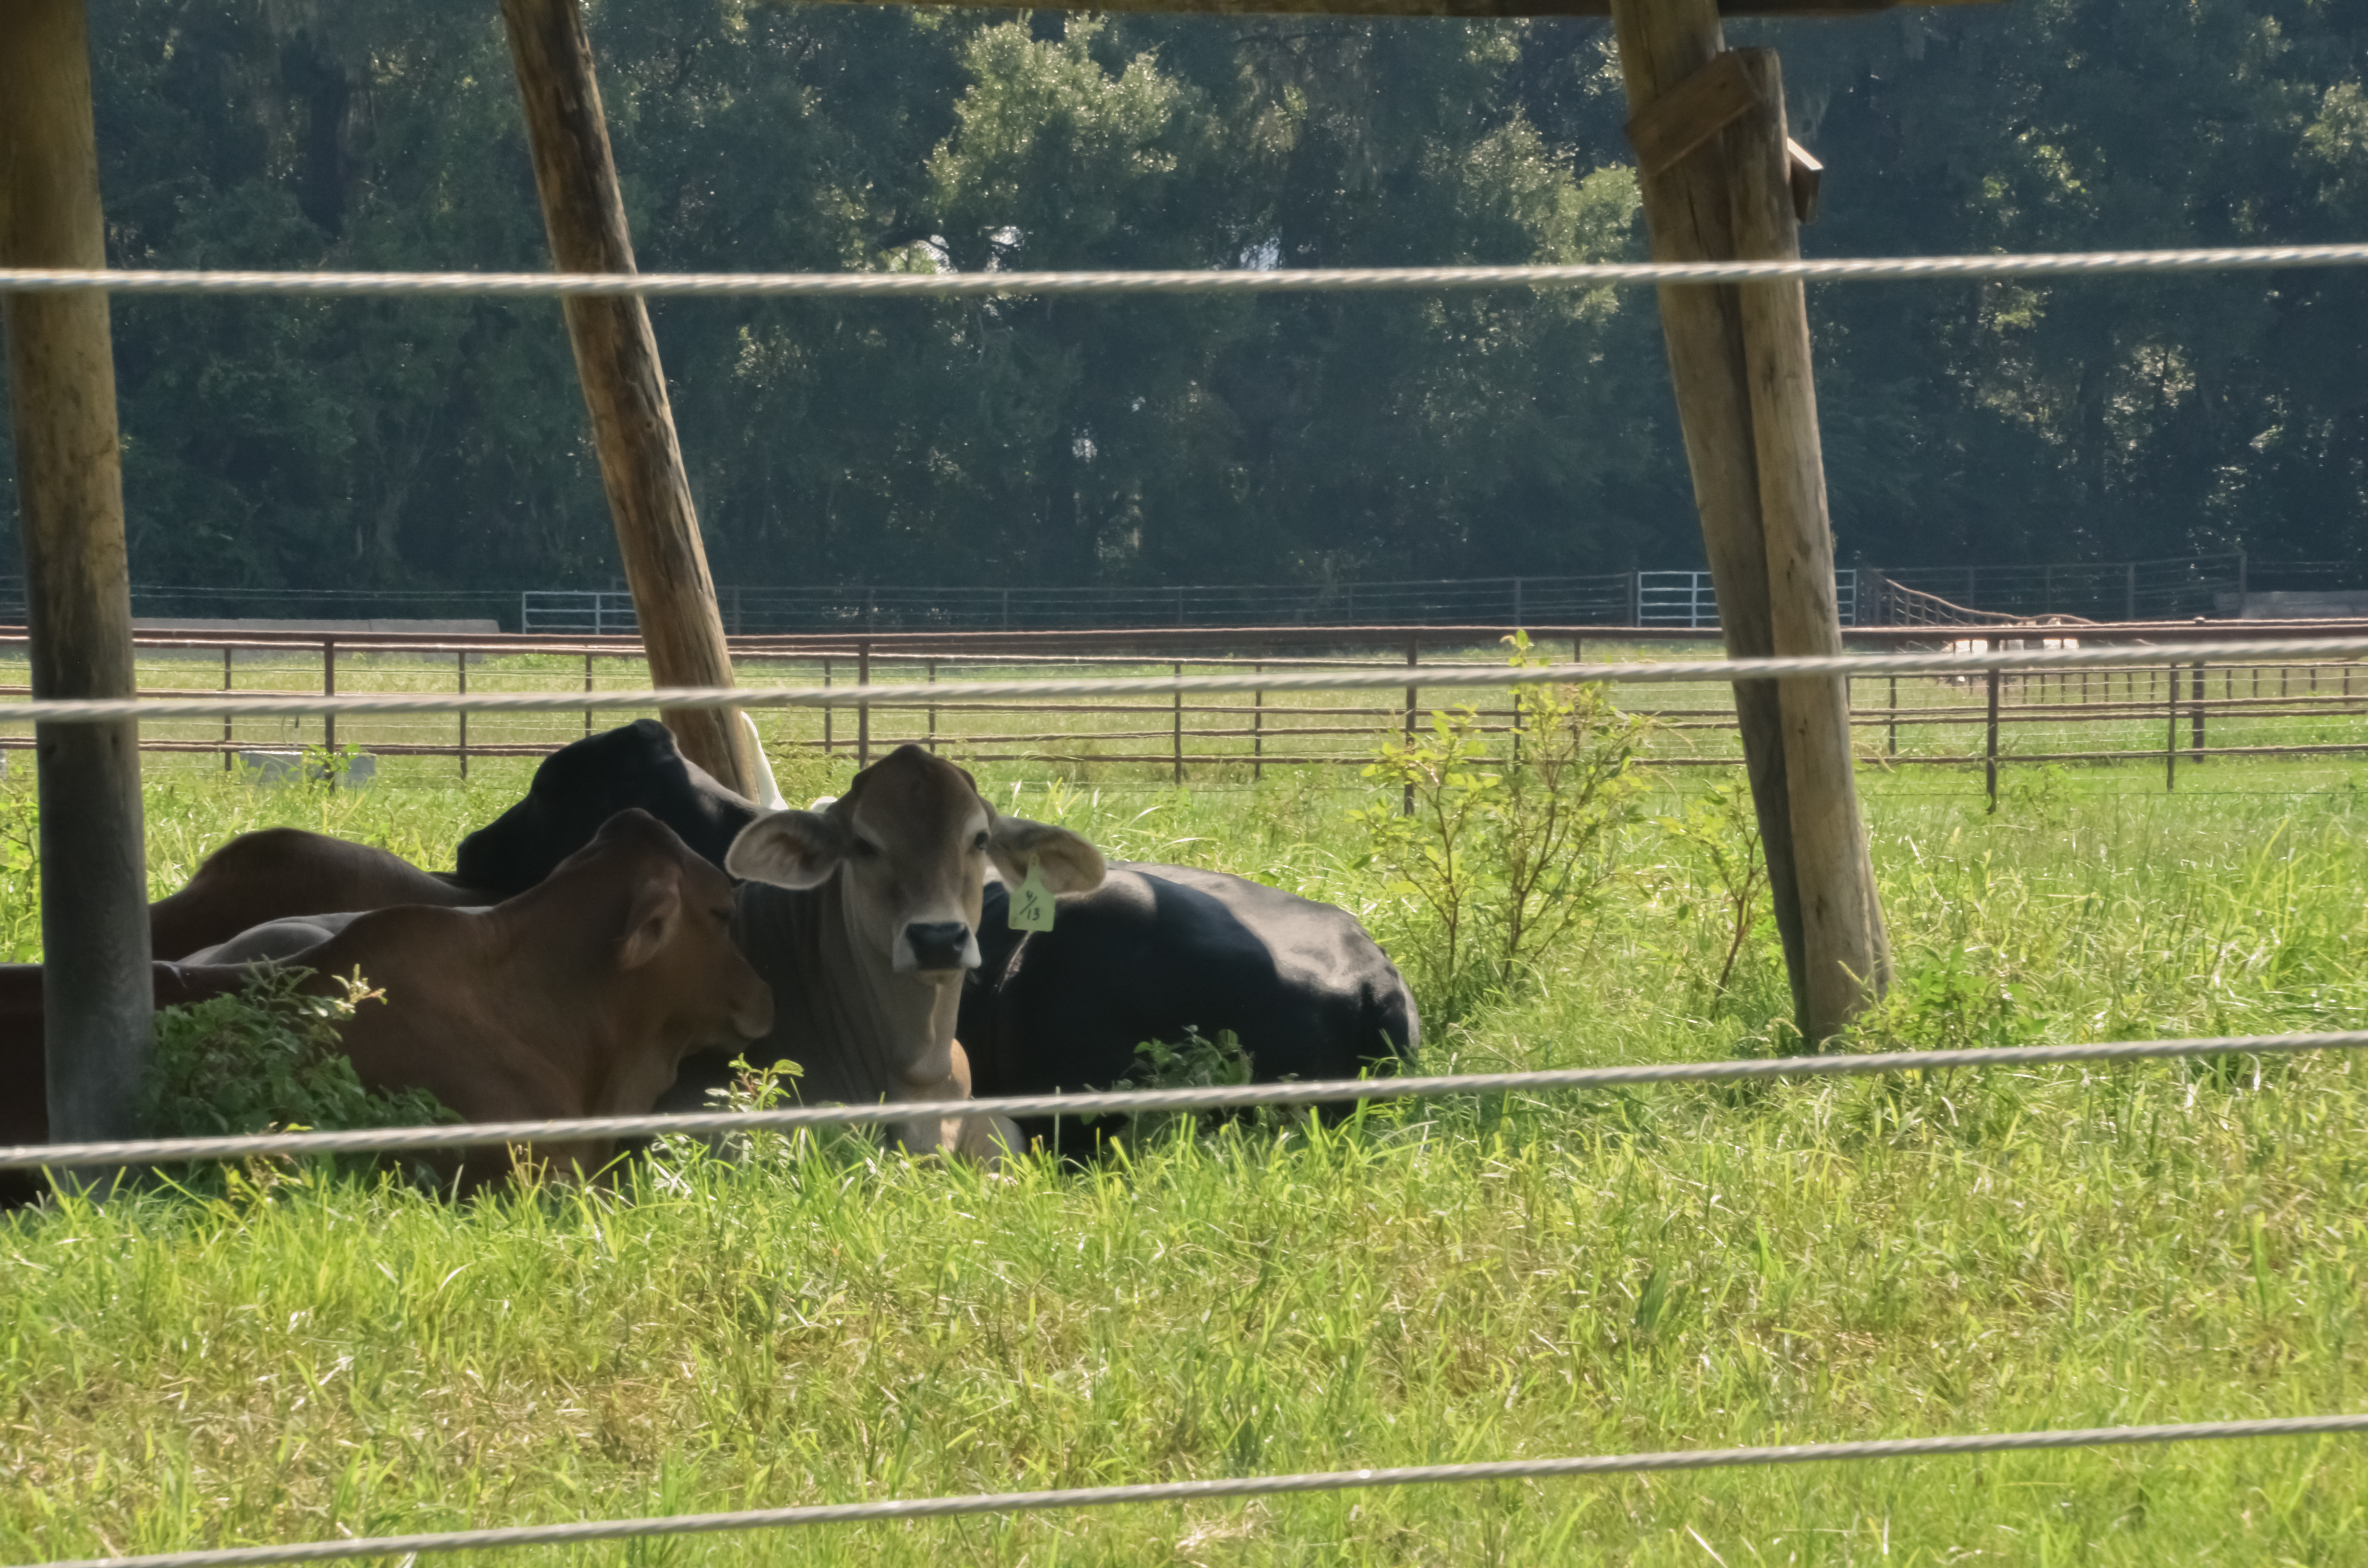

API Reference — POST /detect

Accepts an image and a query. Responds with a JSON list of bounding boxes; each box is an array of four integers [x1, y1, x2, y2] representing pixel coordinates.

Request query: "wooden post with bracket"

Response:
[[1609, 0, 1887, 1043]]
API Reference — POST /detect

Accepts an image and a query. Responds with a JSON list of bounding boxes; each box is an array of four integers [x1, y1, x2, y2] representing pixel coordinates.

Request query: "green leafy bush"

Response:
[[1118, 1027, 1267, 1146], [1651, 781, 1773, 1004], [143, 967, 455, 1191], [1355, 632, 1653, 1016]]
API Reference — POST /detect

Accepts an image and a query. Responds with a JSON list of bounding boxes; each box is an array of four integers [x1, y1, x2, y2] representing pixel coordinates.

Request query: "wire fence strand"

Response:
[[4, 637, 2368, 724], [4, 244, 2368, 300], [7, 1029, 2361, 1171], [15, 1413, 2366, 1568]]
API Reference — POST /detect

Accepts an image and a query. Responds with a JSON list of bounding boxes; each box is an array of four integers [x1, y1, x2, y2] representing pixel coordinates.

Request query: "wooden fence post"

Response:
[[1887, 673, 1898, 757], [857, 639, 870, 767], [498, 0, 752, 796], [583, 649, 594, 738], [221, 645, 233, 770], [926, 658, 937, 754], [1985, 665, 2000, 811], [456, 651, 469, 778], [1726, 47, 1889, 1032], [822, 657, 832, 756], [2190, 661, 2206, 758], [322, 638, 336, 760], [1252, 664, 1264, 782], [1607, 0, 1815, 1039], [1403, 641, 1418, 816], [1173, 661, 1184, 785], [2, 0, 155, 1151], [2165, 665, 2179, 793]]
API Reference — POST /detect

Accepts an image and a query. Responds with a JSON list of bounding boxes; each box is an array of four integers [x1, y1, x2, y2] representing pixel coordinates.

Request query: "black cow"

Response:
[[456, 719, 760, 897], [963, 864, 1416, 1148], [456, 724, 1417, 1136]]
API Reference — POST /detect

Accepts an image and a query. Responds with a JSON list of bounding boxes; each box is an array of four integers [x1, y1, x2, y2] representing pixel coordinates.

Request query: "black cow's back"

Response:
[[963, 863, 1416, 1145], [456, 720, 760, 896]]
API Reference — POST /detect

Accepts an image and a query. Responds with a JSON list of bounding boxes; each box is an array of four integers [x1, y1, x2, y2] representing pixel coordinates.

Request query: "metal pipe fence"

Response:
[[6, 551, 2356, 637], [3, 626, 2364, 793]]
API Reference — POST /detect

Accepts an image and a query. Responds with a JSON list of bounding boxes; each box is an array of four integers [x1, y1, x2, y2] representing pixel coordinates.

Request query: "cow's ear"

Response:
[[987, 816, 1106, 894], [618, 874, 682, 970], [726, 810, 850, 890]]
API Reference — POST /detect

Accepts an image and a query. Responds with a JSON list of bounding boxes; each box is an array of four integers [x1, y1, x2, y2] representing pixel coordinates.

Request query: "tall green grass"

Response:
[[5, 759, 2368, 1563]]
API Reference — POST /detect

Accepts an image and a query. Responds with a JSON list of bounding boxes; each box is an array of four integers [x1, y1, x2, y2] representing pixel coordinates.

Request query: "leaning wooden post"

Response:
[[1, 0, 156, 1151], [499, 0, 752, 796], [1609, 0, 1813, 1035], [1725, 48, 1890, 1025]]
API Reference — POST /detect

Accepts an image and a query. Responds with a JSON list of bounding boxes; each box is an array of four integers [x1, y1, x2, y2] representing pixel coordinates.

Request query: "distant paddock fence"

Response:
[[8, 552, 2354, 637], [4, 622, 2368, 796]]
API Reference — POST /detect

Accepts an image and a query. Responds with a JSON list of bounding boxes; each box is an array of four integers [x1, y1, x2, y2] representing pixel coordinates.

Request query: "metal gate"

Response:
[[1633, 569, 1855, 629], [520, 590, 637, 635]]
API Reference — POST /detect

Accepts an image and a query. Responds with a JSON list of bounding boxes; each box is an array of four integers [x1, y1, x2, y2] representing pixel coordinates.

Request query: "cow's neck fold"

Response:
[[738, 874, 961, 1108]]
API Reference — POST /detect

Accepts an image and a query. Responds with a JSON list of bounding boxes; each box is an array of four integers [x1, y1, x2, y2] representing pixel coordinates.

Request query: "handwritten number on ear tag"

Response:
[[1009, 859, 1056, 932]]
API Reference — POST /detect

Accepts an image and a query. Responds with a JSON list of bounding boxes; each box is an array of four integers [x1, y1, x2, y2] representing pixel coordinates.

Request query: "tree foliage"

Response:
[[1, 0, 2361, 594]]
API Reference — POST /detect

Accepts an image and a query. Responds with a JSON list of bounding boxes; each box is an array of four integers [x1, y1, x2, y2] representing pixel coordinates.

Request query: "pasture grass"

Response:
[[6, 750, 2368, 1563]]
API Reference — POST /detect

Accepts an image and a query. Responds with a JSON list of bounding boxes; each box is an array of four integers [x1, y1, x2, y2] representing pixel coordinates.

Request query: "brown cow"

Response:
[[5, 810, 770, 1200], [723, 745, 1104, 1158], [295, 808, 772, 1188], [149, 828, 485, 960]]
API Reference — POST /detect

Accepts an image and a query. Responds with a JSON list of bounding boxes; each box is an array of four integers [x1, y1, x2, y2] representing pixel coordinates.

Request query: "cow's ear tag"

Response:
[[1009, 859, 1056, 932]]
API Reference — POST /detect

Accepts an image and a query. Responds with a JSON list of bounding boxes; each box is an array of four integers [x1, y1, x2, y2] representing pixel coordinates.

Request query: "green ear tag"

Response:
[[1009, 859, 1056, 932]]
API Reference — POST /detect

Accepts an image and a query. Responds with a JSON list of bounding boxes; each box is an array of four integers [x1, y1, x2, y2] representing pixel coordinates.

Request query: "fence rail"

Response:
[[4, 625, 2365, 798]]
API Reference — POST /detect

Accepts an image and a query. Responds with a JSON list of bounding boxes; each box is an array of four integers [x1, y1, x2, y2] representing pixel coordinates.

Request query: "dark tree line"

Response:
[[2, 0, 2363, 596]]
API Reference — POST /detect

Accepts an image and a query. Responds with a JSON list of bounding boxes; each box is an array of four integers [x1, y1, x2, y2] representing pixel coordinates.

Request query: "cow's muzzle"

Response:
[[899, 920, 981, 974]]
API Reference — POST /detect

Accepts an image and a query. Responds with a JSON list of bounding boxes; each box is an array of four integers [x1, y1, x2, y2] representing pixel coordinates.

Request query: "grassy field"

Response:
[[5, 726, 2368, 1563]]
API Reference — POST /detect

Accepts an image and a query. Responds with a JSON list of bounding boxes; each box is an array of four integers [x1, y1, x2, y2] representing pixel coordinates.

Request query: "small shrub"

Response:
[[143, 966, 455, 1191], [299, 741, 365, 790], [1854, 952, 2026, 1054], [665, 1054, 827, 1168], [1118, 1027, 1262, 1145], [1354, 632, 1653, 1014], [1652, 782, 1773, 1002]]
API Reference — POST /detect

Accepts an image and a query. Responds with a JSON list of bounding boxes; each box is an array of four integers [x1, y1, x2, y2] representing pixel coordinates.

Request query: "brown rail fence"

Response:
[[2, 622, 2366, 799]]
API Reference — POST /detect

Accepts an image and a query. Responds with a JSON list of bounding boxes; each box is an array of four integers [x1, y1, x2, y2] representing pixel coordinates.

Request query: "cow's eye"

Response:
[[972, 831, 989, 852]]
